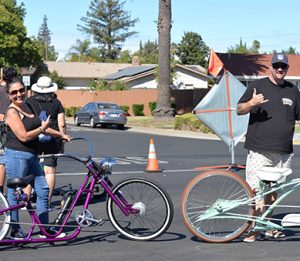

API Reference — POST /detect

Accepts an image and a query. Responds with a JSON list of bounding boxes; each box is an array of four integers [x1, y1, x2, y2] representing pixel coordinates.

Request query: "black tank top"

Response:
[[5, 106, 40, 154]]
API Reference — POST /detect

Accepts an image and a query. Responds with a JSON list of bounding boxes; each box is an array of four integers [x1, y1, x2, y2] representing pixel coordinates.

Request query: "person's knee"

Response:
[[34, 185, 49, 200], [44, 166, 56, 175]]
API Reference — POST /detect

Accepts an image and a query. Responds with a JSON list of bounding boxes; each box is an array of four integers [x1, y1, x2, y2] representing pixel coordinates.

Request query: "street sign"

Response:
[[22, 76, 30, 86]]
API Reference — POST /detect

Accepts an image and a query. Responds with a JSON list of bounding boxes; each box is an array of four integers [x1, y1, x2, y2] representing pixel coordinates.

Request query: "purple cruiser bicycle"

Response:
[[0, 138, 173, 244]]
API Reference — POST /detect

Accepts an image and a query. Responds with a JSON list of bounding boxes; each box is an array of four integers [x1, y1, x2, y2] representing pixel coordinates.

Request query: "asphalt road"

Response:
[[2, 124, 300, 261]]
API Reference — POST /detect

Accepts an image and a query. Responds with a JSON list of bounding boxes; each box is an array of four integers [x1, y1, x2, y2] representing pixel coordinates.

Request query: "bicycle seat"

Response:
[[7, 175, 34, 189], [257, 167, 292, 182]]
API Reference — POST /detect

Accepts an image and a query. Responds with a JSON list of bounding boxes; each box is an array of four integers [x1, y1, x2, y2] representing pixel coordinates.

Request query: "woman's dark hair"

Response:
[[33, 92, 57, 102], [6, 76, 25, 93], [3, 67, 18, 82]]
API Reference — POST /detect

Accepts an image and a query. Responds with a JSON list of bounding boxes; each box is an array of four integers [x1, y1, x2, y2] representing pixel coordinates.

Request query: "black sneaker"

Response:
[[10, 228, 27, 240], [39, 227, 66, 239]]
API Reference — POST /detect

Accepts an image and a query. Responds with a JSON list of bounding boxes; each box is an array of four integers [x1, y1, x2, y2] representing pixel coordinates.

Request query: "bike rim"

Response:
[[182, 172, 253, 242], [108, 179, 171, 240]]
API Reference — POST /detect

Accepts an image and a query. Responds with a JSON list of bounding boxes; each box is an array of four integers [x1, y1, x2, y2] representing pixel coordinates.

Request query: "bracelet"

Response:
[[39, 127, 44, 133]]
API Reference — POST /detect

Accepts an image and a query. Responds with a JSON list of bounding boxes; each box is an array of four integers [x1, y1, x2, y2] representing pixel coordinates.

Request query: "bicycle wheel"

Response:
[[181, 170, 254, 243], [0, 192, 11, 240], [107, 177, 173, 241]]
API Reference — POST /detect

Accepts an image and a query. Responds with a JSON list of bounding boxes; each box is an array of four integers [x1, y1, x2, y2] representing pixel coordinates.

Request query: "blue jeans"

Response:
[[5, 148, 49, 231], [0, 150, 5, 164]]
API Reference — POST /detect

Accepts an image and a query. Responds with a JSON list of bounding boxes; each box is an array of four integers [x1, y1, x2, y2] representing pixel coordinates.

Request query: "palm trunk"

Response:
[[153, 0, 174, 117]]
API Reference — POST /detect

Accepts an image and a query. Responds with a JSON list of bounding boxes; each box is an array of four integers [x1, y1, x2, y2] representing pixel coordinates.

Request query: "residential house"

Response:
[[43, 61, 131, 89], [217, 53, 300, 89], [102, 63, 208, 89], [42, 59, 208, 90]]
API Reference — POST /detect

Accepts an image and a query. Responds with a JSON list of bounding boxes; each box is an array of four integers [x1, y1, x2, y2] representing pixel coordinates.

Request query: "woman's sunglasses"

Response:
[[9, 87, 25, 96]]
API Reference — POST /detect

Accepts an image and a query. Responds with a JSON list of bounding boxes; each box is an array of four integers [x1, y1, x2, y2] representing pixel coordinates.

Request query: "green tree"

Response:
[[47, 70, 65, 89], [282, 46, 298, 54], [38, 15, 50, 60], [68, 39, 91, 62], [116, 49, 132, 63], [153, 0, 174, 117], [135, 40, 158, 64], [0, 0, 42, 67], [66, 39, 98, 62], [251, 40, 260, 53], [227, 38, 261, 54], [78, 0, 139, 61], [175, 31, 209, 67]]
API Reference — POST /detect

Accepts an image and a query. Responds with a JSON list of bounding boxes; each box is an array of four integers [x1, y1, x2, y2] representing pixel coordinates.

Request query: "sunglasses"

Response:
[[9, 87, 25, 96], [272, 63, 288, 70]]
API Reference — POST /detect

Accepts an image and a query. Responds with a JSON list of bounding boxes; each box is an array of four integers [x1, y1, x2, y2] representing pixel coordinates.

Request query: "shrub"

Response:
[[148, 101, 156, 114], [88, 80, 129, 91], [174, 113, 212, 133], [110, 80, 129, 90], [132, 104, 144, 116], [88, 80, 109, 91], [120, 105, 130, 115], [47, 70, 66, 89], [65, 106, 81, 117]]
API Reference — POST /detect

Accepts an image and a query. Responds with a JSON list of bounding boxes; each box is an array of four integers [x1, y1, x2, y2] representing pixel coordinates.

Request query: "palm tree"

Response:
[[153, 0, 174, 117], [68, 39, 92, 62]]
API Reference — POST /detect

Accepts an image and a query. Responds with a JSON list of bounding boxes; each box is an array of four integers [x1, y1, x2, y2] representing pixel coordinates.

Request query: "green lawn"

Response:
[[126, 116, 175, 129]]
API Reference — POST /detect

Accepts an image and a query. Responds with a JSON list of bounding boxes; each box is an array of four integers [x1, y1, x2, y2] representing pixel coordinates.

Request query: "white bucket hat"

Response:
[[31, 76, 58, 93]]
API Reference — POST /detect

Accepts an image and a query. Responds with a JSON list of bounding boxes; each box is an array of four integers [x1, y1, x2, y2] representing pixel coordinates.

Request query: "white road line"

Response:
[[57, 168, 199, 176], [92, 156, 168, 165]]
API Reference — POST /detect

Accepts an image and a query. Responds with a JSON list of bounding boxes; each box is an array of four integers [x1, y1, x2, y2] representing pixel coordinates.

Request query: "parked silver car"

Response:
[[74, 102, 127, 129]]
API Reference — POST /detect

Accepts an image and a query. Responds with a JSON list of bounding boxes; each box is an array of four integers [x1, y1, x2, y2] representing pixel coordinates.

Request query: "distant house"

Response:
[[217, 53, 300, 89], [43, 61, 131, 89], [102, 63, 208, 89], [42, 60, 208, 90]]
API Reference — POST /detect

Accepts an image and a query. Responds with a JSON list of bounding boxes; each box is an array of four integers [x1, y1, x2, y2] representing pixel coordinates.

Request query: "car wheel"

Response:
[[117, 124, 125, 130], [74, 116, 80, 126], [101, 124, 107, 128], [90, 117, 96, 128]]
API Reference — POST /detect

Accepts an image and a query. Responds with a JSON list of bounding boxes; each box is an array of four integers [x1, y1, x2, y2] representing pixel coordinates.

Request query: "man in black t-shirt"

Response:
[[237, 53, 300, 242]]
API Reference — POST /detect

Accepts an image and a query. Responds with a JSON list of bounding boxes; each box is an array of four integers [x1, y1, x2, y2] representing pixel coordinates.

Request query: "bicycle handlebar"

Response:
[[39, 137, 94, 164]]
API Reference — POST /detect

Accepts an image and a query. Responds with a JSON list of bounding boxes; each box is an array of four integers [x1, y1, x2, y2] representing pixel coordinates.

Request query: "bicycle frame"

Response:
[[197, 177, 300, 233], [0, 153, 139, 245]]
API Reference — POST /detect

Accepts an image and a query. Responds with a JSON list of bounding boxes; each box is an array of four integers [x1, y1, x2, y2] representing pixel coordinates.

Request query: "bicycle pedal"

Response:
[[98, 216, 104, 226]]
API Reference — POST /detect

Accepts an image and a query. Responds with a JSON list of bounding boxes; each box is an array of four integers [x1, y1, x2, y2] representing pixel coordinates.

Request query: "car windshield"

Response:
[[97, 103, 120, 110]]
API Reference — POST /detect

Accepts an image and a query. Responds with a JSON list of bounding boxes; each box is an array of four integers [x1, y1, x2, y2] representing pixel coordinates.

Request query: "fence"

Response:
[[56, 89, 209, 116]]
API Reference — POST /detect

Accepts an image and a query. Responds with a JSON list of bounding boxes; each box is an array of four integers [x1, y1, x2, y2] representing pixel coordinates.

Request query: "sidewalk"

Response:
[[126, 125, 220, 140]]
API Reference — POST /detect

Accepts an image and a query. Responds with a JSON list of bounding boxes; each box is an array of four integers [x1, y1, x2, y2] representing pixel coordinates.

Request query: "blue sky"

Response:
[[17, 0, 300, 59]]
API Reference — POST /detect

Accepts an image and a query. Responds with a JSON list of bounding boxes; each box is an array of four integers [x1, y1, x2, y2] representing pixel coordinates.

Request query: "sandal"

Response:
[[243, 231, 260, 243], [264, 230, 285, 238]]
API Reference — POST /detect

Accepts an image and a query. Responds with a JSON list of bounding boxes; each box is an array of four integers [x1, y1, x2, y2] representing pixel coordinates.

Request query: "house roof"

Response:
[[217, 53, 300, 77], [176, 64, 207, 76], [102, 65, 156, 80], [43, 61, 208, 83], [103, 63, 208, 83], [44, 61, 132, 78]]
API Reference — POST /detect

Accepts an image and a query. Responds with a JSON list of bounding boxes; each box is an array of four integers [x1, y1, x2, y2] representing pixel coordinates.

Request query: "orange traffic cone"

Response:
[[146, 138, 162, 172]]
